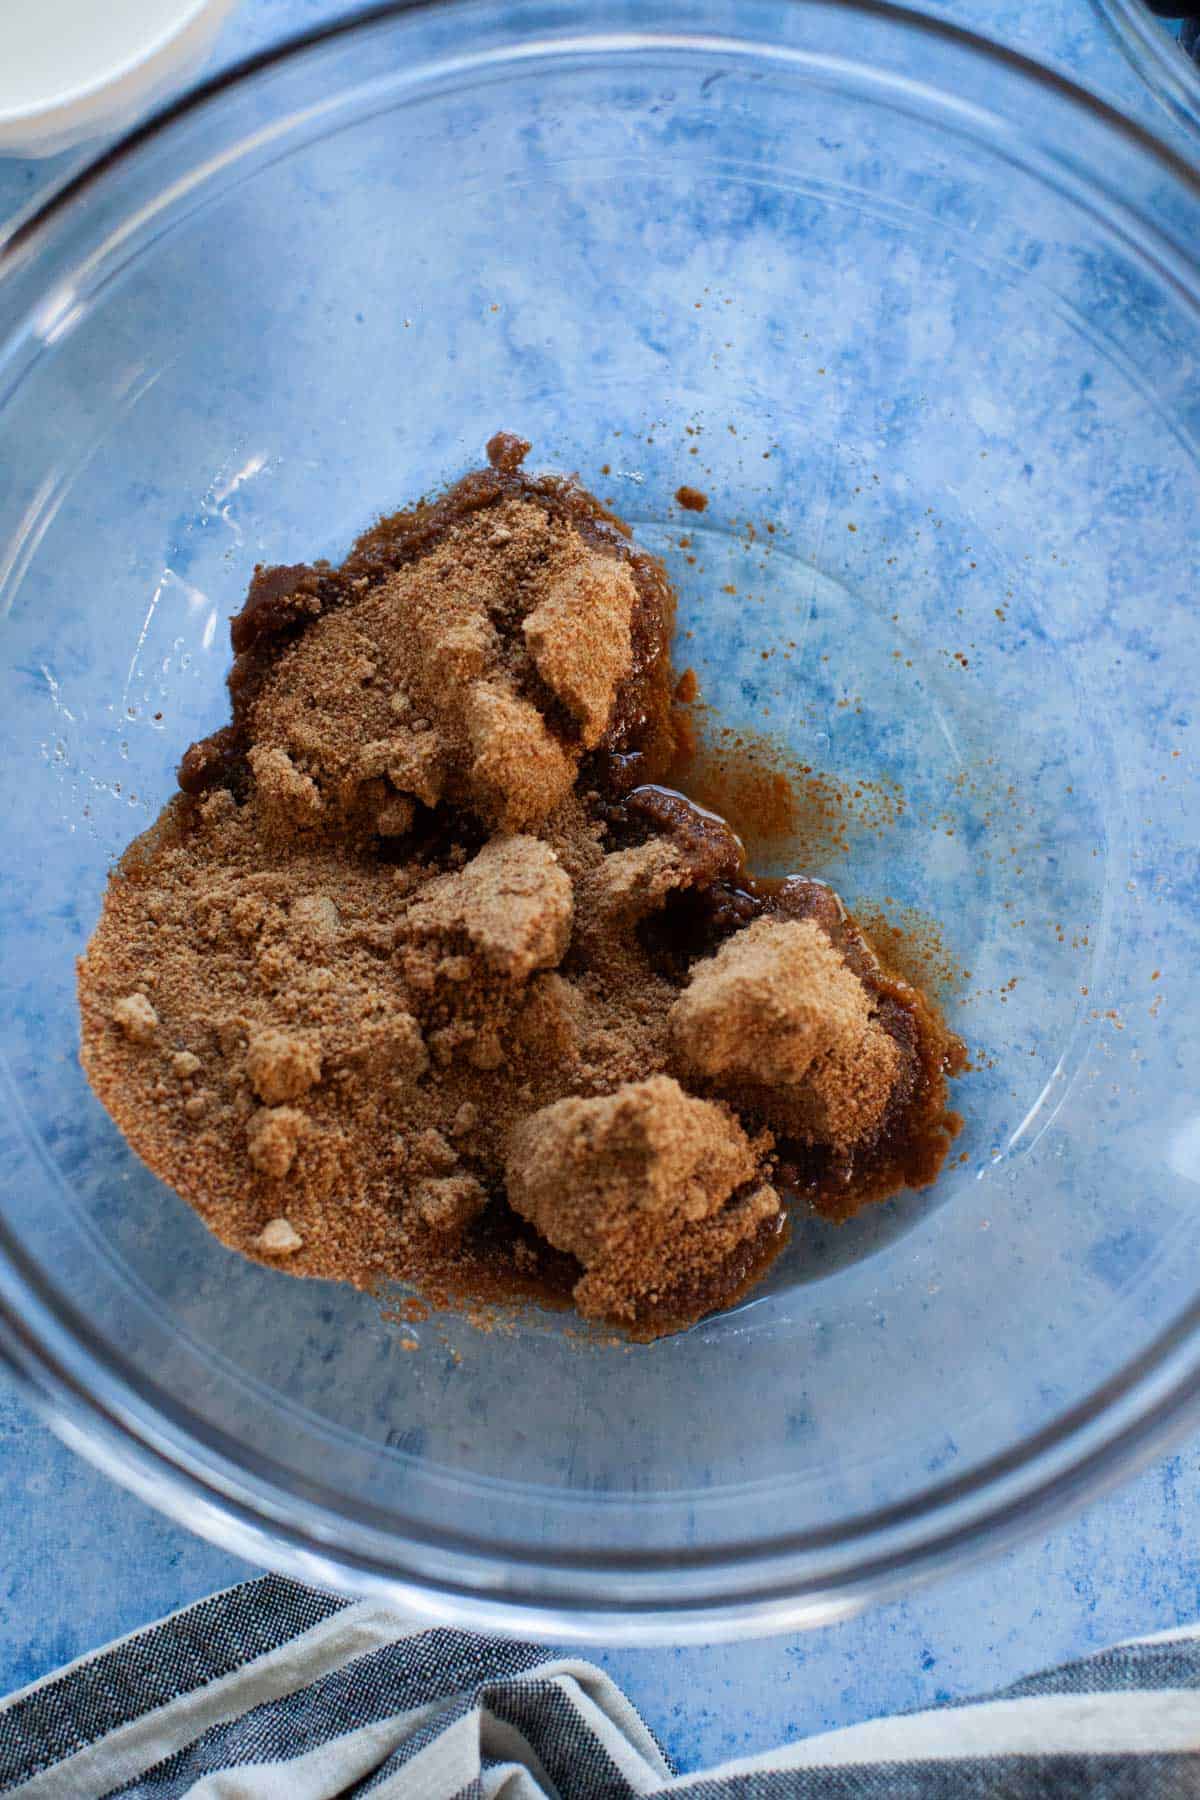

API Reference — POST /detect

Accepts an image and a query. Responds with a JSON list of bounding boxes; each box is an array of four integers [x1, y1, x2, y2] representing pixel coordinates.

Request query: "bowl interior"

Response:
[[0, 2, 1198, 1626]]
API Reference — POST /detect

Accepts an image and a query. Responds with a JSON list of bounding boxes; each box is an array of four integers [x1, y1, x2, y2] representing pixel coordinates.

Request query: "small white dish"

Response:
[[0, 0, 236, 157]]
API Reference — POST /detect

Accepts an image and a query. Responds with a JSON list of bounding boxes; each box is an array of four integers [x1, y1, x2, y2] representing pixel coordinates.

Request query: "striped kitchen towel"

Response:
[[2, 1573, 1199, 1797]]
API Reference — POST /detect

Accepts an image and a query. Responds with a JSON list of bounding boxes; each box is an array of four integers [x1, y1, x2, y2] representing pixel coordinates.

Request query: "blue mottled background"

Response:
[[2, 0, 1198, 1774]]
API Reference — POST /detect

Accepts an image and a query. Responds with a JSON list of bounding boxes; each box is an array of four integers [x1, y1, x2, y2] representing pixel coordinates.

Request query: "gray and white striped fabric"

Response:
[[2, 1574, 1200, 1797]]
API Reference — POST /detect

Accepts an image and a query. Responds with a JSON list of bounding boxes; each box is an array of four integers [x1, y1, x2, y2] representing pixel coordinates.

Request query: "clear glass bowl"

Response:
[[1, 0, 1199, 1642], [1094, 0, 1200, 135]]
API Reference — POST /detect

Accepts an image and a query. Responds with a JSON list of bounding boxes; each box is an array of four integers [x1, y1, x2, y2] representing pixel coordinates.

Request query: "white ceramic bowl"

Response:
[[0, 0, 235, 157]]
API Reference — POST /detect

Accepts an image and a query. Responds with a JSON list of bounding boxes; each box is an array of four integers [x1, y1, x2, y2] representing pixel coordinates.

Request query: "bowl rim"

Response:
[[2, 0, 1200, 1638], [5, 0, 1200, 260], [1092, 0, 1200, 139]]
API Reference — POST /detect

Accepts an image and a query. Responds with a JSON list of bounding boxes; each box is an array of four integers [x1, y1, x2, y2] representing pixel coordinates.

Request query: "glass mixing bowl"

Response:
[[1, 0, 1198, 1642]]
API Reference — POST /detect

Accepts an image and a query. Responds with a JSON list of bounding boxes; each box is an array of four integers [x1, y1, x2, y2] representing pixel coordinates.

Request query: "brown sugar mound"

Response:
[[78, 437, 963, 1338], [669, 917, 901, 1151], [506, 1075, 782, 1324], [403, 835, 573, 983], [245, 1028, 323, 1104], [523, 555, 635, 748], [573, 1183, 783, 1327], [506, 1074, 764, 1257], [244, 498, 638, 835]]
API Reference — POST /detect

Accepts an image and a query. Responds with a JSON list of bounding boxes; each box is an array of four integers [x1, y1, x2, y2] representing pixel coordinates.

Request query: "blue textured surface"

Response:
[[1, 0, 1199, 1775]]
